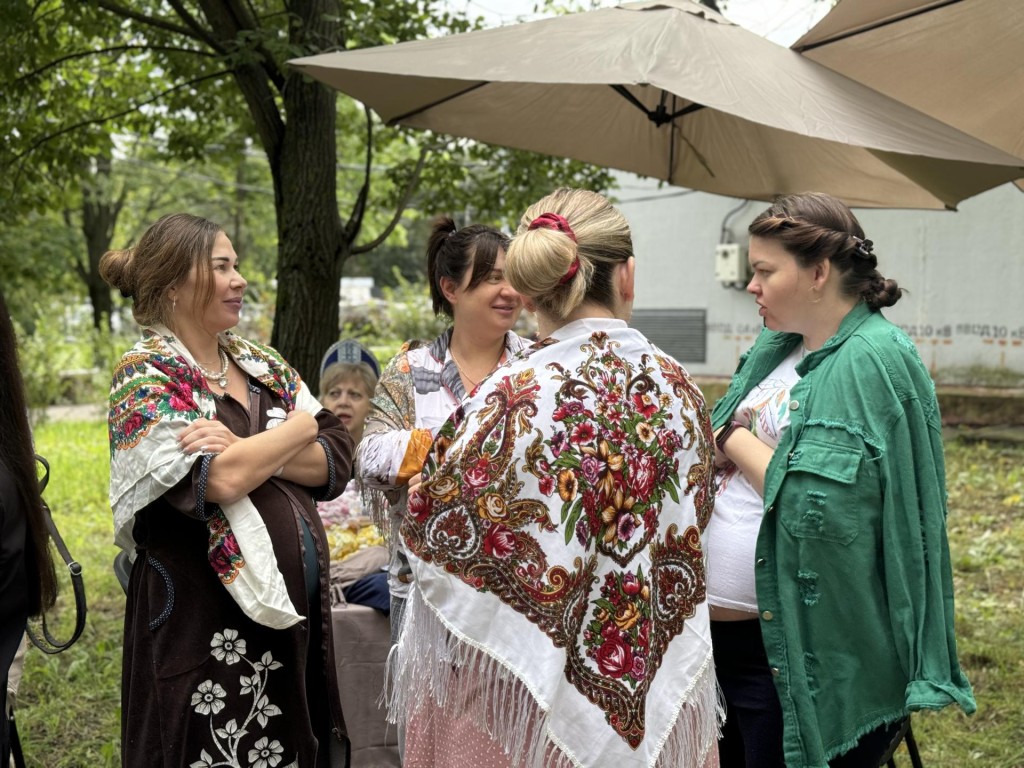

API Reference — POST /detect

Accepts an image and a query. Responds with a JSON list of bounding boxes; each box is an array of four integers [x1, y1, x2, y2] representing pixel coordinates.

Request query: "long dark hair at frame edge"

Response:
[[0, 287, 58, 615]]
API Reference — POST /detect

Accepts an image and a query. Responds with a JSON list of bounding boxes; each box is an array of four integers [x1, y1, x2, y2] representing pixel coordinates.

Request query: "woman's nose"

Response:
[[500, 281, 521, 300]]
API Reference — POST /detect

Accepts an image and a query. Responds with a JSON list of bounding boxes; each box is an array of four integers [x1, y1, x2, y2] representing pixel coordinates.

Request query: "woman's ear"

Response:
[[813, 258, 831, 289], [439, 276, 459, 306], [619, 257, 636, 303]]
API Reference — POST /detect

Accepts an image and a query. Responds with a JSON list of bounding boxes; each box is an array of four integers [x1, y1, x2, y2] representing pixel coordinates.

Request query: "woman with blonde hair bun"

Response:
[[388, 189, 721, 768]]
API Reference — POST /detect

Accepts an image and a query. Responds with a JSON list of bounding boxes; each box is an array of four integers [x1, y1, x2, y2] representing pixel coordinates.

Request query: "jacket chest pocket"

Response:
[[778, 438, 870, 545]]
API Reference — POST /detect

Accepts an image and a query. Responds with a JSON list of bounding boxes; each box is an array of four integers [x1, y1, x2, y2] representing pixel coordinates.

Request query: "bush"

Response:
[[340, 269, 449, 365], [14, 300, 135, 413]]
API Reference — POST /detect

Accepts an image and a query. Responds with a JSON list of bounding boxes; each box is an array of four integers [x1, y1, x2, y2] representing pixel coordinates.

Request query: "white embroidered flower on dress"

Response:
[[191, 631, 290, 768], [247, 737, 285, 768], [253, 694, 282, 727], [191, 680, 227, 715], [253, 651, 283, 672], [266, 407, 287, 429], [214, 717, 247, 741], [211, 628, 247, 664], [239, 673, 257, 696]]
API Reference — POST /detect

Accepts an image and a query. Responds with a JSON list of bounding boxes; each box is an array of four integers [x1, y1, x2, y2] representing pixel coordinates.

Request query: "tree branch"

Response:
[[64, 206, 89, 281], [164, 0, 228, 53], [351, 148, 429, 255], [112, 185, 129, 236], [94, 0, 211, 45], [7, 70, 232, 166], [221, 0, 286, 91], [344, 104, 374, 242], [16, 45, 216, 84]]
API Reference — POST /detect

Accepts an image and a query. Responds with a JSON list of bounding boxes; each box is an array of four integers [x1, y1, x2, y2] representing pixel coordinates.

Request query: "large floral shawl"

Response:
[[391, 319, 720, 768], [108, 324, 324, 629], [358, 330, 530, 598]]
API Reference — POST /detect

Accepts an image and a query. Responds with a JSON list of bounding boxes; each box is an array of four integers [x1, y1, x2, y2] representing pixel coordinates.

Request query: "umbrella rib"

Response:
[[794, 0, 963, 53], [386, 81, 488, 124], [610, 85, 706, 126]]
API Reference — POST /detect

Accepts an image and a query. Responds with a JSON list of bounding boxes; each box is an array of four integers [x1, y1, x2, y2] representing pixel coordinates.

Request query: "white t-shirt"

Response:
[[706, 344, 803, 612]]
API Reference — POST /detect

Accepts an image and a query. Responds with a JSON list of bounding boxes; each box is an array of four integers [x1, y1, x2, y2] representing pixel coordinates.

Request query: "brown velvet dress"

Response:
[[121, 380, 353, 768]]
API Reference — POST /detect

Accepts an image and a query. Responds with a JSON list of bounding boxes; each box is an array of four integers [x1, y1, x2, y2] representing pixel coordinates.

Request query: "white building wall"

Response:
[[619, 177, 1024, 378]]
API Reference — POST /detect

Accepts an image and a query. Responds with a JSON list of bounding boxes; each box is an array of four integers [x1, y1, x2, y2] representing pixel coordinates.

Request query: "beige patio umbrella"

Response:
[[290, 0, 1023, 209], [793, 0, 1024, 161]]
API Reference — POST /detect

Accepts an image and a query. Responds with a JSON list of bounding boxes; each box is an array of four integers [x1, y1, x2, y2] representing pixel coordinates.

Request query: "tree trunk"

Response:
[[80, 154, 120, 330], [193, 0, 346, 393], [268, 20, 346, 391]]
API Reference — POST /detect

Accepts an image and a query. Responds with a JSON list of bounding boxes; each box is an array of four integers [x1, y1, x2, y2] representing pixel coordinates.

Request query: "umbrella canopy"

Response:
[[793, 0, 1024, 160], [290, 0, 1022, 209]]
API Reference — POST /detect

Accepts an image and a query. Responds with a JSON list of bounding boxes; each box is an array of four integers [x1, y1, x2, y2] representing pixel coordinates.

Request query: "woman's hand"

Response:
[[712, 424, 735, 469], [406, 470, 426, 497], [178, 418, 240, 455]]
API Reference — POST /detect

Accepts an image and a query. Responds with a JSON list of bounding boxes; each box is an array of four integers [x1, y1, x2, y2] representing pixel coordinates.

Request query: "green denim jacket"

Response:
[[711, 303, 975, 768]]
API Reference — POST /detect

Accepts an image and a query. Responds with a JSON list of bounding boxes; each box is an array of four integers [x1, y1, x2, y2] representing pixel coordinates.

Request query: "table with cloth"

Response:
[[331, 602, 399, 767], [321, 497, 399, 768]]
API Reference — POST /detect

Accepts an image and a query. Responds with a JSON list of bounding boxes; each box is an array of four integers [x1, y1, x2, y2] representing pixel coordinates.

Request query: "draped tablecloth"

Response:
[[331, 605, 400, 767]]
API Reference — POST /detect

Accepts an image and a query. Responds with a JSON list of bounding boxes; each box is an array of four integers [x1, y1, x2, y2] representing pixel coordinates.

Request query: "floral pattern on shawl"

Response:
[[109, 350, 212, 454], [404, 331, 714, 747], [108, 327, 319, 626]]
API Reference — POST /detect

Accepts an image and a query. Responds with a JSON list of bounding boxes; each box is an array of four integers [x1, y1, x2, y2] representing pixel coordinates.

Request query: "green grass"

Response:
[[20, 421, 122, 767], [14, 421, 1024, 766]]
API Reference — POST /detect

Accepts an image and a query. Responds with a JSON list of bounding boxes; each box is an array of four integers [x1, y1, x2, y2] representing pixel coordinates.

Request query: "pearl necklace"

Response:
[[196, 347, 230, 389]]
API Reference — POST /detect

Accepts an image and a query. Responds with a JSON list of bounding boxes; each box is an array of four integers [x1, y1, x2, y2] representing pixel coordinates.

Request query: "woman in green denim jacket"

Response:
[[709, 193, 975, 768]]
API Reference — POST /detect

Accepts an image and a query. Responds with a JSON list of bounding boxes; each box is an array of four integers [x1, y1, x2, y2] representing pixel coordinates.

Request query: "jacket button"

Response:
[[771, 667, 780, 677], [788, 399, 799, 411], [756, 558, 766, 566], [761, 610, 774, 621]]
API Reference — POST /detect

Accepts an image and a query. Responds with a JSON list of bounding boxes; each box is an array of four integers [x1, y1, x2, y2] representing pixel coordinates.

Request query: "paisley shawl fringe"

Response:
[[356, 444, 399, 538], [386, 588, 723, 768]]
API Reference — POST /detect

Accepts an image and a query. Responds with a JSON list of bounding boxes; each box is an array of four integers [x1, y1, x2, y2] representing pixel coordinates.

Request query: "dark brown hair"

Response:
[[99, 213, 223, 326], [748, 192, 903, 310], [426, 216, 510, 317], [0, 287, 58, 616]]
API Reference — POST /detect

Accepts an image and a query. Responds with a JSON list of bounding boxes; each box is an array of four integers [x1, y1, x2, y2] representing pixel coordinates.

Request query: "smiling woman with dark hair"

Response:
[[100, 213, 354, 768], [358, 215, 529, 758]]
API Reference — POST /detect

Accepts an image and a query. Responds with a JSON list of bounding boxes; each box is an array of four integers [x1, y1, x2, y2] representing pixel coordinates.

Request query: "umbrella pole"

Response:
[[669, 94, 677, 185]]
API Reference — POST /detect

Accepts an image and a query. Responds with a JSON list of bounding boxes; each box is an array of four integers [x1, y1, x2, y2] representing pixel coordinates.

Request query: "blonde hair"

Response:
[[99, 213, 222, 326], [506, 188, 632, 320], [319, 362, 377, 400]]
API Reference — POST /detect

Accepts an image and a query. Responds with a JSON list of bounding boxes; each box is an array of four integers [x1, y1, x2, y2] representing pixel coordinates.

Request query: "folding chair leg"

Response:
[[905, 723, 924, 768]]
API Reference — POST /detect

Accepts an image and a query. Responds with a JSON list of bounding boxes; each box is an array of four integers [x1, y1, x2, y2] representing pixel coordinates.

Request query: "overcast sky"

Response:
[[453, 0, 831, 46]]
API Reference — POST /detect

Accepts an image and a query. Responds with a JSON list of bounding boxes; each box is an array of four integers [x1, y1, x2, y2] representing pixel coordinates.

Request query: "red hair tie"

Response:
[[528, 212, 579, 284], [559, 258, 580, 285], [528, 212, 577, 242]]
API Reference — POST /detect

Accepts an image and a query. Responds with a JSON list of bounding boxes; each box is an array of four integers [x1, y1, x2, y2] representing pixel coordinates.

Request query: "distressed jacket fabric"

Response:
[[711, 303, 975, 768]]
